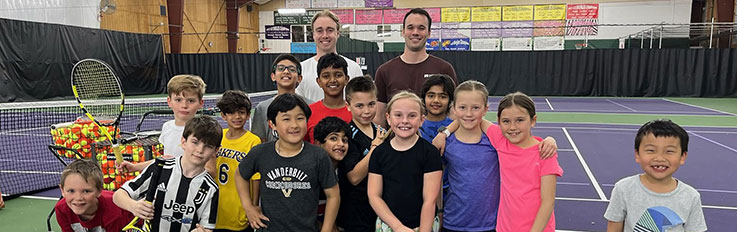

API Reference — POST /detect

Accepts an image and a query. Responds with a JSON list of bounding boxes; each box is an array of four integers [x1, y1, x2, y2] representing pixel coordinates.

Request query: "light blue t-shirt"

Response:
[[443, 132, 500, 231], [419, 117, 453, 142]]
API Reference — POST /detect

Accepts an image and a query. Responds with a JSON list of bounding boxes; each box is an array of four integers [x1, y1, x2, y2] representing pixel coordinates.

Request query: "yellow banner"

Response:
[[442, 7, 471, 22], [471, 6, 502, 22], [502, 5, 533, 21], [534, 4, 566, 20]]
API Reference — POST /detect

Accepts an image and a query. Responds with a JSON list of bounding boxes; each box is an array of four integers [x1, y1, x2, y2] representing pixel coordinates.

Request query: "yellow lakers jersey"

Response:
[[215, 129, 261, 230]]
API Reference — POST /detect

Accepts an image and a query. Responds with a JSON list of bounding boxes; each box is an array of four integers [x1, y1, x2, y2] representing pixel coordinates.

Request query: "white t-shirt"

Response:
[[604, 174, 707, 232], [159, 120, 184, 157], [296, 54, 363, 102]]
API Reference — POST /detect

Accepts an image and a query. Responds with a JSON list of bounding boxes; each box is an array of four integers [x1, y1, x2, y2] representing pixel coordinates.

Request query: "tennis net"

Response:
[[0, 90, 276, 196]]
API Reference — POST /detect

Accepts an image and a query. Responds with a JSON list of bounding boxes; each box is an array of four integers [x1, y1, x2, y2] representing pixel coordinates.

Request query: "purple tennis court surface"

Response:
[[487, 97, 734, 115], [534, 122, 737, 231]]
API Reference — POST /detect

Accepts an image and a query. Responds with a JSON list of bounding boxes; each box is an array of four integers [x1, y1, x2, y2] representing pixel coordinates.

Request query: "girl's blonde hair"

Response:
[[454, 80, 489, 106], [385, 91, 425, 139]]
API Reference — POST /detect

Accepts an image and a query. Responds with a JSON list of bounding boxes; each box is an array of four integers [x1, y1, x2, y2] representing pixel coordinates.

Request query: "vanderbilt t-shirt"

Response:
[[238, 141, 338, 232]]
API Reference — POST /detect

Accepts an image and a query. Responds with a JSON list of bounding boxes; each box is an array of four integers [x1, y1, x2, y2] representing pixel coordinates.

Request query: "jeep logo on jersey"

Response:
[[164, 200, 196, 214], [193, 188, 208, 205]]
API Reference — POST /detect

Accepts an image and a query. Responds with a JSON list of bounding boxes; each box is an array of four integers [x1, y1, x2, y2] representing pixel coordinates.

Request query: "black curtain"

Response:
[[0, 18, 165, 102]]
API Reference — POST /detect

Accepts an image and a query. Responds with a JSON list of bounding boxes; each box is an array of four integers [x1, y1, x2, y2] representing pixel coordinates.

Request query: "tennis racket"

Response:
[[70, 59, 125, 164], [122, 158, 165, 232]]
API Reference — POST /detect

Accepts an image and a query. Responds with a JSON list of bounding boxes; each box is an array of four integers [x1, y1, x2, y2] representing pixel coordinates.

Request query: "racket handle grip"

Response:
[[113, 145, 124, 165]]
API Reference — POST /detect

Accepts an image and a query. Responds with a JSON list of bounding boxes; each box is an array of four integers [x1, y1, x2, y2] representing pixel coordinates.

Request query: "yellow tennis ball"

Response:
[[133, 154, 139, 162], [80, 140, 88, 146]]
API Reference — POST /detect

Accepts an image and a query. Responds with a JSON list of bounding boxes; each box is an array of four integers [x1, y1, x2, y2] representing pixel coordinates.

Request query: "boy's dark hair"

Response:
[[272, 53, 302, 75], [634, 119, 689, 153], [403, 8, 432, 32], [313, 117, 350, 144], [420, 74, 456, 113], [267, 93, 312, 125], [60, 159, 103, 191], [345, 75, 377, 102], [217, 90, 252, 114], [182, 115, 223, 148], [497, 91, 536, 119], [317, 53, 348, 77]]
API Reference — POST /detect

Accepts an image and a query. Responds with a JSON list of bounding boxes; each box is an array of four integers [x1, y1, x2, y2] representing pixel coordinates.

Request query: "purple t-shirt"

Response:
[[442, 132, 500, 231]]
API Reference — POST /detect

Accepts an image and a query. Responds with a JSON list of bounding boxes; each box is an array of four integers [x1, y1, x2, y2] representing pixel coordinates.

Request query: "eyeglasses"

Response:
[[275, 65, 298, 74]]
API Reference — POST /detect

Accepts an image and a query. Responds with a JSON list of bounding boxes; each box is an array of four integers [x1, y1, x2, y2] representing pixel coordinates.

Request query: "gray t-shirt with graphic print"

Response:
[[604, 174, 707, 232], [238, 141, 337, 232]]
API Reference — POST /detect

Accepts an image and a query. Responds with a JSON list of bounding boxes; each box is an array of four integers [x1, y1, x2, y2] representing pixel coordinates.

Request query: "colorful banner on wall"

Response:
[[441, 38, 470, 51], [441, 7, 471, 22], [534, 5, 566, 20], [355, 9, 383, 24], [471, 6, 501, 22], [502, 21, 533, 37], [567, 4, 599, 19], [566, 19, 598, 36], [265, 25, 291, 39], [429, 24, 441, 39], [274, 12, 301, 25], [365, 0, 392, 8], [471, 22, 501, 38], [291, 42, 316, 53], [383, 8, 410, 24], [441, 23, 469, 39], [427, 8, 442, 23], [426, 38, 441, 50], [286, 0, 310, 9], [332, 9, 354, 24], [533, 20, 564, 36], [311, 0, 337, 8], [502, 5, 533, 21]]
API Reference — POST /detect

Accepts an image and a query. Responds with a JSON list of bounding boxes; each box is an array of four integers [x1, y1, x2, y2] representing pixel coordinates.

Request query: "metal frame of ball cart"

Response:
[[44, 110, 174, 232]]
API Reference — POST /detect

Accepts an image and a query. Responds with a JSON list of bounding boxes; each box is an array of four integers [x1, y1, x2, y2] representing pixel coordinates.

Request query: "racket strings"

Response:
[[73, 61, 123, 120]]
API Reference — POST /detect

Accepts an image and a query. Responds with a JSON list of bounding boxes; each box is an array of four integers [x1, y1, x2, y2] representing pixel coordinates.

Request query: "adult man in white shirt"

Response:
[[297, 10, 364, 102]]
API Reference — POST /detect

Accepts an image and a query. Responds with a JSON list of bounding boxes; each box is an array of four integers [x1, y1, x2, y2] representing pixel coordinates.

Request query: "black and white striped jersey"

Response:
[[122, 157, 219, 231]]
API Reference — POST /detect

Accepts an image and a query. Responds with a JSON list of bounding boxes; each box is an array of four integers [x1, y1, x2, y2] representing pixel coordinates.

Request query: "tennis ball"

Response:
[[80, 140, 88, 146]]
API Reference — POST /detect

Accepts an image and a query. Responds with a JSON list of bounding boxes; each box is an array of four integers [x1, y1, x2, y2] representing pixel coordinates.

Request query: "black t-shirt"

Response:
[[368, 138, 442, 228], [238, 141, 337, 232], [337, 122, 378, 231]]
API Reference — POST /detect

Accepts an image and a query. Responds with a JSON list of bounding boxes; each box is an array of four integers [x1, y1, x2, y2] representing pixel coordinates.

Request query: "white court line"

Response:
[[537, 125, 737, 134], [21, 195, 59, 201], [558, 148, 575, 152], [562, 128, 607, 201], [605, 99, 637, 112], [545, 98, 555, 111], [661, 98, 737, 116], [556, 197, 737, 210], [688, 131, 737, 153], [0, 170, 62, 175], [558, 182, 591, 186]]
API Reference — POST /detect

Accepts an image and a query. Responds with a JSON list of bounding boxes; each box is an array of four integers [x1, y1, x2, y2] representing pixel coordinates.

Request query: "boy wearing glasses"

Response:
[[304, 53, 352, 144], [252, 54, 315, 143]]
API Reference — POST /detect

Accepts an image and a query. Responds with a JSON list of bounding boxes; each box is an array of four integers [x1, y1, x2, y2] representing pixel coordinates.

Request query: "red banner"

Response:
[[356, 9, 383, 24], [383, 8, 410, 24], [566, 4, 599, 19], [332, 9, 354, 24], [427, 8, 441, 23]]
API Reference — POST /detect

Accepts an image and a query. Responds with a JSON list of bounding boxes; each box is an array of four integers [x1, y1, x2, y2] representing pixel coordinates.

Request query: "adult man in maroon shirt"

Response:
[[373, 8, 458, 127]]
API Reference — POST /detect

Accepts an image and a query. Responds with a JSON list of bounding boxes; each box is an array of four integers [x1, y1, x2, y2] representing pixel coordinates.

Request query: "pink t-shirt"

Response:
[[485, 124, 563, 232]]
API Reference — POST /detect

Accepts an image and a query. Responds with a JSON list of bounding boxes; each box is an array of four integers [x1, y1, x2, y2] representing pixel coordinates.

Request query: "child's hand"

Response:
[[190, 224, 211, 232], [129, 199, 154, 220], [538, 136, 558, 159], [116, 161, 135, 173], [431, 133, 448, 155], [371, 127, 387, 148], [246, 206, 270, 229], [0, 191, 4, 209]]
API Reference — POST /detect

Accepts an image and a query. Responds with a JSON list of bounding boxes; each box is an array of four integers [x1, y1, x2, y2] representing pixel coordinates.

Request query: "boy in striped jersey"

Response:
[[114, 116, 222, 232]]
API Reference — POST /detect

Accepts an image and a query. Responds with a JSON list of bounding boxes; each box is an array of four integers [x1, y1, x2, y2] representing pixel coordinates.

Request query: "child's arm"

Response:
[[419, 171, 442, 232], [367, 173, 413, 232], [529, 175, 557, 232], [112, 189, 154, 220], [117, 159, 153, 173], [606, 221, 624, 232], [432, 119, 558, 158], [321, 185, 341, 232], [251, 178, 260, 206], [235, 169, 269, 229], [346, 129, 386, 185]]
